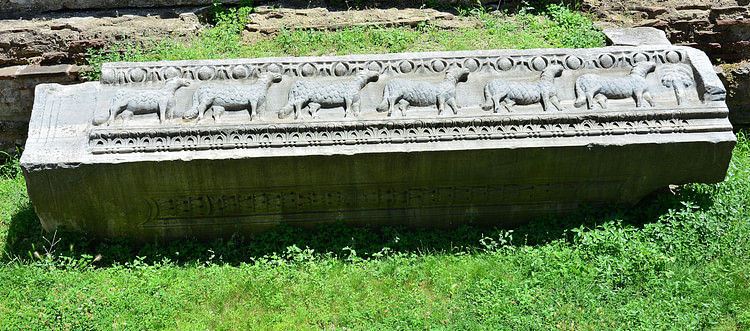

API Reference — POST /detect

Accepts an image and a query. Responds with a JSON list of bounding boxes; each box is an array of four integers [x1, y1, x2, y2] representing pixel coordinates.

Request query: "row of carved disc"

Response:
[[101, 50, 685, 85]]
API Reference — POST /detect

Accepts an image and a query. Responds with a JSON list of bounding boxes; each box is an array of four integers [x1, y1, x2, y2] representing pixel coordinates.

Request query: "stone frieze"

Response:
[[20, 46, 736, 240]]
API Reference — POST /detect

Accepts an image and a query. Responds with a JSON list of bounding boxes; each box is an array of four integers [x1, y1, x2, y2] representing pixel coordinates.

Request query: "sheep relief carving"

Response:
[[278, 70, 380, 120], [376, 67, 470, 116], [573, 61, 657, 110], [91, 58, 702, 128], [92, 78, 191, 126], [482, 64, 565, 113], [183, 72, 282, 122]]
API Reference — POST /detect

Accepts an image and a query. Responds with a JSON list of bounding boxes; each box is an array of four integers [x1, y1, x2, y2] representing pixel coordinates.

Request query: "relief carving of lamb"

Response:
[[92, 78, 191, 126], [376, 67, 470, 116], [482, 64, 565, 113], [183, 72, 283, 122], [277, 70, 380, 120], [573, 61, 656, 110]]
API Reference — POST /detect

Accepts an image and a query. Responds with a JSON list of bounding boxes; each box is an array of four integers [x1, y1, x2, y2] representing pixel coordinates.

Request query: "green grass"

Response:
[[1, 131, 749, 329], [82, 3, 605, 80], [6, 4, 749, 329]]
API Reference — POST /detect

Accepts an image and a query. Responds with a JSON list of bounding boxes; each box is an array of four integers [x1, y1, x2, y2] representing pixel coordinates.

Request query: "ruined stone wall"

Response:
[[0, 65, 79, 154], [1, 0, 238, 14], [586, 0, 750, 61]]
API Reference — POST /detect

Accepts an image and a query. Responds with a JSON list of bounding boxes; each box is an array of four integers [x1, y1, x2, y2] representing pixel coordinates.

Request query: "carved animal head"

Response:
[[446, 67, 470, 82], [542, 64, 565, 79], [261, 72, 283, 83], [356, 70, 380, 83], [660, 65, 694, 89], [631, 62, 657, 78], [164, 77, 192, 90]]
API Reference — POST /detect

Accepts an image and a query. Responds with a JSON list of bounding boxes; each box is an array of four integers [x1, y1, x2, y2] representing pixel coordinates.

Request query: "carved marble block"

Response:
[[21, 46, 736, 240]]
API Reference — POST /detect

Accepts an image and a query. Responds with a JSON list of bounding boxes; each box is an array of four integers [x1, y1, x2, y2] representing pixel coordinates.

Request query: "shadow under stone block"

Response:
[[20, 46, 736, 240]]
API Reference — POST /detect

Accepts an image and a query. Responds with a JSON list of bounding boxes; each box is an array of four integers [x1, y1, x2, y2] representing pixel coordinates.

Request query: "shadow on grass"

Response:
[[2, 181, 713, 268]]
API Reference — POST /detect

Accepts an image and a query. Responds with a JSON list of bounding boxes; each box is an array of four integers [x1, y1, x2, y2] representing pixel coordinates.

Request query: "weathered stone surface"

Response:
[[21, 46, 736, 240], [603, 27, 671, 46], [243, 8, 455, 36]]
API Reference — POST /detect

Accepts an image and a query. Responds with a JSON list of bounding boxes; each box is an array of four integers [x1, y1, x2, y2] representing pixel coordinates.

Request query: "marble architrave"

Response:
[[21, 46, 736, 240]]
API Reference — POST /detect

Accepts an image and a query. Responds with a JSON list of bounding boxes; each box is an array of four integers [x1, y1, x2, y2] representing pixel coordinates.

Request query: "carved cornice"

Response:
[[88, 107, 726, 154], [100, 48, 688, 85]]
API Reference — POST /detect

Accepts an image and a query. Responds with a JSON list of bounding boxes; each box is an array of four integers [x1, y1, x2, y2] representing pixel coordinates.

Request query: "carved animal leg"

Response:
[[492, 97, 502, 114], [158, 100, 169, 125], [642, 91, 656, 107], [165, 99, 177, 122], [118, 110, 134, 125], [447, 97, 460, 115], [502, 99, 516, 113], [376, 98, 390, 115], [550, 95, 565, 111], [194, 101, 211, 122], [352, 100, 361, 117], [585, 92, 596, 110], [211, 106, 225, 121], [105, 107, 122, 126], [397, 100, 409, 117], [248, 100, 259, 121], [258, 99, 267, 121], [436, 95, 449, 115], [343, 97, 353, 118], [294, 103, 302, 120], [541, 94, 551, 112], [309, 103, 322, 119], [634, 91, 644, 108], [482, 88, 494, 112], [387, 98, 398, 117], [595, 95, 608, 109]]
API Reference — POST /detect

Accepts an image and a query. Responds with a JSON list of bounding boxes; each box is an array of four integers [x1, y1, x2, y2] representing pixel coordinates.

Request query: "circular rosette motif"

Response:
[[333, 62, 350, 77], [398, 60, 415, 74], [631, 52, 650, 64], [463, 58, 480, 72], [496, 57, 514, 71], [597, 54, 617, 69], [162, 66, 182, 80], [529, 56, 548, 71], [365, 61, 383, 74], [129, 68, 147, 83], [564, 55, 583, 70], [196, 66, 215, 81], [101, 68, 116, 84], [664, 50, 682, 64], [231, 65, 250, 79], [299, 63, 317, 77], [264, 63, 283, 74], [430, 59, 448, 73]]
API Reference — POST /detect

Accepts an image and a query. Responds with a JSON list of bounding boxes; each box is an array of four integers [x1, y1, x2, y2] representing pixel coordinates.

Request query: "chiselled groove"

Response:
[[87, 108, 724, 154], [100, 49, 687, 85]]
